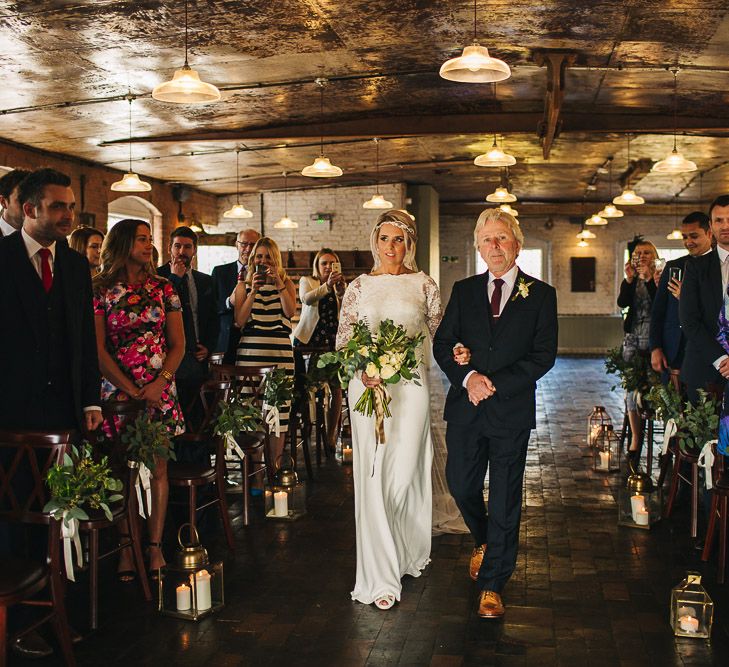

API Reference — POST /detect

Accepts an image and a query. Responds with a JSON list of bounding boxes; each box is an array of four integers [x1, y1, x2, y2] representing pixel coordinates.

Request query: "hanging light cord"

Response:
[[127, 97, 133, 171], [473, 0, 478, 41], [235, 148, 241, 204], [283, 171, 288, 216], [318, 80, 325, 156], [184, 0, 189, 67], [374, 137, 380, 187], [671, 68, 679, 151]]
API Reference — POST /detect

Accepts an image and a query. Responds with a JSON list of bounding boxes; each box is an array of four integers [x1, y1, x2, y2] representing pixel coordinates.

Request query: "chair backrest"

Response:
[[0, 430, 76, 525], [100, 400, 147, 470], [212, 364, 276, 408], [209, 352, 225, 366], [192, 379, 232, 436]]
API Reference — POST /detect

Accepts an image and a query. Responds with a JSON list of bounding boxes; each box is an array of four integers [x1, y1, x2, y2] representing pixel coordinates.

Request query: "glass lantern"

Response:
[[158, 524, 224, 621], [670, 572, 713, 638], [587, 406, 611, 447], [617, 465, 662, 530], [593, 424, 620, 472], [264, 454, 306, 520]]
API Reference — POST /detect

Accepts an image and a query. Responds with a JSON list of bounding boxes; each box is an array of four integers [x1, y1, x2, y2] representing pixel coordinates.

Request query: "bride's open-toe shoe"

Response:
[[374, 594, 396, 610]]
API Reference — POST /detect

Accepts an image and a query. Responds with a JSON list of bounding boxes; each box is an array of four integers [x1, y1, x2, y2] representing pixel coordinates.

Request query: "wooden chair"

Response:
[[81, 401, 151, 630], [662, 444, 701, 538], [211, 364, 275, 525], [701, 445, 728, 583], [168, 380, 236, 551], [0, 430, 76, 666], [619, 402, 657, 475]]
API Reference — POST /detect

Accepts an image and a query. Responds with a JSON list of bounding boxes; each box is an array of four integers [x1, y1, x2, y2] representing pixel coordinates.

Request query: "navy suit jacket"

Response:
[[210, 260, 239, 354], [649, 254, 690, 368], [433, 270, 558, 431]]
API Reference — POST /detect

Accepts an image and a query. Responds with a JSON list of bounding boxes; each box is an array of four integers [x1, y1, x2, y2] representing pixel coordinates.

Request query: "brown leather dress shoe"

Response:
[[477, 590, 505, 619], [469, 544, 487, 581]]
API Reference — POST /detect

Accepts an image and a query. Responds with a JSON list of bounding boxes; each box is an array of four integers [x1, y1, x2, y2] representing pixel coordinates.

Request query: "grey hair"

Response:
[[473, 208, 524, 249], [369, 209, 418, 271]]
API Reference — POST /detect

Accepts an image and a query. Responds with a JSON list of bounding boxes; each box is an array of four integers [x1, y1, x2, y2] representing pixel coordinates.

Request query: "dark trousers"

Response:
[[445, 420, 530, 594]]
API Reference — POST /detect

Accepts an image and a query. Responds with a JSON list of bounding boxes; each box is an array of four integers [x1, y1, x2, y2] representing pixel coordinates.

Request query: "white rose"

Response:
[[365, 362, 380, 378], [380, 365, 396, 380], [358, 346, 369, 356], [378, 354, 390, 366]]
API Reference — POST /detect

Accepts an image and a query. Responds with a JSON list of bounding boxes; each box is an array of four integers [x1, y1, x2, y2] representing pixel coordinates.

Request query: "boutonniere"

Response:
[[511, 278, 535, 301]]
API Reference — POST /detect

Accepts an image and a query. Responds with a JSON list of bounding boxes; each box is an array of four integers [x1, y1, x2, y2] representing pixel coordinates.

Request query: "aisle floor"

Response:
[[15, 358, 729, 666]]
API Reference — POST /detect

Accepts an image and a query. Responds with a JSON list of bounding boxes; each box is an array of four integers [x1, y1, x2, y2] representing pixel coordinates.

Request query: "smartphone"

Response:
[[254, 264, 268, 275], [331, 261, 341, 274], [669, 266, 683, 282]]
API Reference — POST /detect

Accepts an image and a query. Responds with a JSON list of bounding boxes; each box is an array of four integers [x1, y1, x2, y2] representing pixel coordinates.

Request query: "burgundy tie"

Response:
[[38, 248, 53, 293], [490, 278, 504, 318]]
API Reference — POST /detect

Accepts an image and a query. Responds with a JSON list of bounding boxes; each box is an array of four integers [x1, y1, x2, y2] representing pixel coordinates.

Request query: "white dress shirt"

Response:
[[0, 213, 17, 237], [225, 260, 245, 310]]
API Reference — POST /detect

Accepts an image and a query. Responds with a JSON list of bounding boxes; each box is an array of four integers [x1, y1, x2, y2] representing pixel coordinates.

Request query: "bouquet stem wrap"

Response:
[[698, 440, 717, 490], [661, 418, 678, 455], [61, 510, 83, 582]]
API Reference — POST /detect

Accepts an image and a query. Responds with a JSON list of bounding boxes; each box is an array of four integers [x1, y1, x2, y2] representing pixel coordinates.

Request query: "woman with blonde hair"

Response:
[[233, 236, 297, 464], [69, 225, 104, 277]]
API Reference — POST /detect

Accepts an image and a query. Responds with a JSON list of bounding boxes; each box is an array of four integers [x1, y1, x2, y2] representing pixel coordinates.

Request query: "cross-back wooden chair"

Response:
[[0, 429, 76, 666]]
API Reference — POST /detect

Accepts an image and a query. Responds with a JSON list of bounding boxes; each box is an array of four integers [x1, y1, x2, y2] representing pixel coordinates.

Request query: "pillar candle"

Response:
[[598, 451, 609, 470], [679, 615, 699, 633], [342, 446, 353, 464], [176, 583, 191, 611], [274, 490, 288, 517], [194, 570, 212, 611], [630, 494, 646, 522], [635, 508, 650, 526]]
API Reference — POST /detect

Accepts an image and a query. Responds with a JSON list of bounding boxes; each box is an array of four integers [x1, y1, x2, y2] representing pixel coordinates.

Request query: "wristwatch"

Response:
[[160, 369, 173, 382]]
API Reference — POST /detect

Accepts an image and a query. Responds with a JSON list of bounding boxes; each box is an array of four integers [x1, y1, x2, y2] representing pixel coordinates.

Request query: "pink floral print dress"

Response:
[[94, 276, 186, 436]]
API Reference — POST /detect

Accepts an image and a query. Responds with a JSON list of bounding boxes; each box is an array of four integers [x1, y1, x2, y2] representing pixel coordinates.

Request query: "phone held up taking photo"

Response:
[[669, 266, 683, 283]]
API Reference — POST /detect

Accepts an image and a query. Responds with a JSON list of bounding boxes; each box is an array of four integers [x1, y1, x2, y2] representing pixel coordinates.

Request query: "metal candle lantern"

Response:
[[587, 406, 611, 447], [158, 524, 224, 620], [264, 454, 307, 520], [670, 572, 713, 638], [617, 464, 662, 529], [592, 424, 620, 472]]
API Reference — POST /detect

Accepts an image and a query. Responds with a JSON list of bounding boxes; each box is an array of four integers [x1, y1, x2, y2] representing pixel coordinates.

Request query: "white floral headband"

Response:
[[375, 217, 417, 240]]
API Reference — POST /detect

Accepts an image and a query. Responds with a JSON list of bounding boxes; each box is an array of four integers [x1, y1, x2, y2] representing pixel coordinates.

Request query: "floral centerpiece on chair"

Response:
[[263, 368, 295, 437], [605, 346, 660, 409], [212, 394, 262, 459], [646, 382, 683, 455]]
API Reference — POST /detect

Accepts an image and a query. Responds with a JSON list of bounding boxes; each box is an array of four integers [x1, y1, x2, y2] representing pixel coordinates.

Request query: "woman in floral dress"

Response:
[[93, 218, 185, 576]]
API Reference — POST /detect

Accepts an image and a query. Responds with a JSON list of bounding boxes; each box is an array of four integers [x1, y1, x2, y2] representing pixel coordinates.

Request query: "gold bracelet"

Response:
[[160, 369, 173, 382]]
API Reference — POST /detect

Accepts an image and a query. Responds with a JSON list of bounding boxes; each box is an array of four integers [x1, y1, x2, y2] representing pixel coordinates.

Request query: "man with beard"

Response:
[[0, 168, 31, 237], [158, 226, 217, 432]]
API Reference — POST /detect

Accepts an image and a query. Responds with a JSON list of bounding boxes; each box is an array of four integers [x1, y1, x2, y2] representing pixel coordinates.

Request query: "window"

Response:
[[475, 247, 543, 281], [197, 245, 237, 275]]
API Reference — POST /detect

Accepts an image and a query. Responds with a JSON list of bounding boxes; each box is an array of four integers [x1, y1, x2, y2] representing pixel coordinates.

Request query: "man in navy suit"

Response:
[[210, 228, 260, 356], [650, 212, 712, 378], [0, 168, 31, 237], [434, 209, 557, 619]]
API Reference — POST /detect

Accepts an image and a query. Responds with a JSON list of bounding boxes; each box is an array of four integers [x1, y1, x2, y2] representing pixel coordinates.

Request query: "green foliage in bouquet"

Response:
[[213, 395, 261, 438], [604, 346, 660, 396], [317, 320, 373, 389], [44, 443, 123, 524], [121, 412, 176, 471], [676, 389, 719, 454], [263, 367, 294, 408], [646, 382, 683, 423]]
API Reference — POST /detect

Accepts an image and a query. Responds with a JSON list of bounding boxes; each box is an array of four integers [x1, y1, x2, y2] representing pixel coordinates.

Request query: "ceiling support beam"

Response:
[[441, 201, 702, 217], [534, 51, 576, 160]]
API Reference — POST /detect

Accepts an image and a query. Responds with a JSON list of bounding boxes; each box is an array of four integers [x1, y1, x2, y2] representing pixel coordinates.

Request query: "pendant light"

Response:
[[576, 227, 596, 240], [439, 0, 510, 83], [152, 0, 220, 104], [598, 158, 624, 218], [667, 198, 683, 239], [486, 186, 516, 203], [111, 97, 151, 192], [474, 136, 516, 167], [302, 78, 343, 178], [223, 148, 253, 219], [274, 172, 297, 229], [585, 213, 608, 226], [363, 138, 393, 209], [577, 239, 589, 247], [499, 203, 519, 217], [613, 134, 645, 205], [652, 69, 697, 174]]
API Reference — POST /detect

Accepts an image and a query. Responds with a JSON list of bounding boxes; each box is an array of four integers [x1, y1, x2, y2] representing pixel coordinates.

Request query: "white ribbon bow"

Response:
[[61, 510, 83, 582], [224, 431, 246, 460], [264, 404, 281, 437], [134, 462, 153, 519], [698, 440, 717, 490], [307, 388, 317, 423], [633, 390, 643, 409], [661, 418, 677, 455]]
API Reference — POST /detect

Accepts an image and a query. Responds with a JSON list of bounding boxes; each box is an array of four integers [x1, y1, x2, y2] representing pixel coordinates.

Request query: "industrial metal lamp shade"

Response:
[[485, 186, 516, 203], [597, 203, 624, 218], [274, 216, 298, 229], [439, 43, 511, 83], [474, 138, 516, 167], [576, 229, 596, 240], [652, 148, 697, 174], [301, 155, 343, 178], [666, 228, 684, 240], [585, 213, 608, 226], [111, 171, 152, 192], [499, 203, 518, 217], [152, 64, 221, 104], [363, 193, 393, 210], [613, 188, 645, 206], [223, 203, 253, 219]]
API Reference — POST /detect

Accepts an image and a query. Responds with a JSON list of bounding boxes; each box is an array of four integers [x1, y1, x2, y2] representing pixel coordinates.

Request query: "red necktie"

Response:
[[490, 278, 504, 318], [38, 248, 53, 293]]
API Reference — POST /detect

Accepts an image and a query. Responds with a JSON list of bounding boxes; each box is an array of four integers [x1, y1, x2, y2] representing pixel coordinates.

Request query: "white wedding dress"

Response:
[[336, 272, 442, 605]]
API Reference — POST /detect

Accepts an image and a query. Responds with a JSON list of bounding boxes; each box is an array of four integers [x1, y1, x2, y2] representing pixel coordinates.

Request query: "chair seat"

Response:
[[0, 557, 46, 601], [168, 462, 216, 485], [236, 431, 265, 450], [715, 474, 729, 491], [77, 502, 127, 529]]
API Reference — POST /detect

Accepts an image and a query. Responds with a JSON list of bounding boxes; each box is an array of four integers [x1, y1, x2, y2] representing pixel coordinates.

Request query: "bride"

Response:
[[336, 209, 467, 610]]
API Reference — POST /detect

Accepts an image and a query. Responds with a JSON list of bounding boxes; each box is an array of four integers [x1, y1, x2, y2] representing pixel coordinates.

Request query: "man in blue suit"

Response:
[[650, 211, 713, 378]]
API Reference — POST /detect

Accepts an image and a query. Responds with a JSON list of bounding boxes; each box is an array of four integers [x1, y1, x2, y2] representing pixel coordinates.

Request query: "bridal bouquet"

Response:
[[317, 319, 424, 444]]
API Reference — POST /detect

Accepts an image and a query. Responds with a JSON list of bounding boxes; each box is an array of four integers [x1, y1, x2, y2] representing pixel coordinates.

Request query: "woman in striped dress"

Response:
[[233, 237, 297, 463]]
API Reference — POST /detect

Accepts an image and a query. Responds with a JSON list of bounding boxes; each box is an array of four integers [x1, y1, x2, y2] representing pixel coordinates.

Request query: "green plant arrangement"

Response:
[[262, 368, 295, 437], [676, 389, 719, 455], [121, 412, 176, 471], [212, 396, 262, 439], [646, 382, 683, 424], [605, 346, 660, 400]]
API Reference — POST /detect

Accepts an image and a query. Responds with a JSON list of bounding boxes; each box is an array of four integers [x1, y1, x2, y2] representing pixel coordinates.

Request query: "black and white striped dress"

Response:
[[236, 284, 294, 432]]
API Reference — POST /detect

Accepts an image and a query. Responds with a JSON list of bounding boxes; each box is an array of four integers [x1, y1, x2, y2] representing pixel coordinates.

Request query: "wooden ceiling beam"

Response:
[[534, 51, 576, 160], [440, 201, 703, 217]]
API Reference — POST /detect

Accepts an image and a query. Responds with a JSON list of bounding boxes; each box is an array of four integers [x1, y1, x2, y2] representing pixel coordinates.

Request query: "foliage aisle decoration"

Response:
[[263, 368, 294, 437], [44, 443, 123, 580], [121, 412, 175, 518], [675, 389, 720, 489], [646, 382, 683, 455], [212, 393, 262, 459], [605, 346, 660, 408], [300, 358, 338, 422], [318, 319, 425, 448]]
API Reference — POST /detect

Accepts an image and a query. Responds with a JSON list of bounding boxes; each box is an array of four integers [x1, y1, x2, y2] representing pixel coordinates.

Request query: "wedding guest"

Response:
[[618, 236, 661, 459], [93, 218, 185, 577], [293, 248, 346, 449], [232, 236, 296, 465], [0, 168, 31, 237], [69, 225, 105, 277]]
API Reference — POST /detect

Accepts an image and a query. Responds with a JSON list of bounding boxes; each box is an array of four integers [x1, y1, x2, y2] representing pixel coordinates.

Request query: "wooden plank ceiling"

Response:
[[0, 0, 728, 207]]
